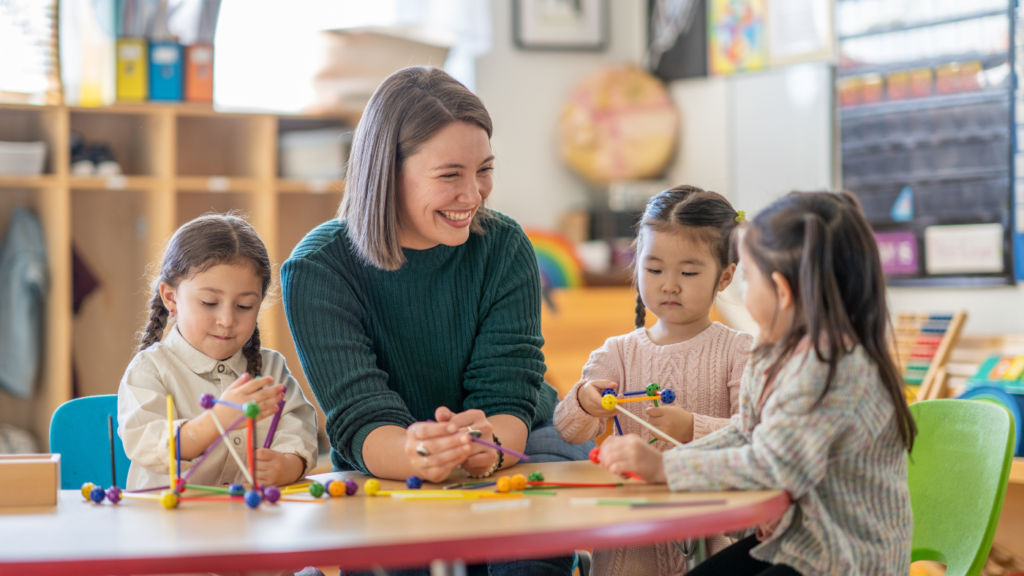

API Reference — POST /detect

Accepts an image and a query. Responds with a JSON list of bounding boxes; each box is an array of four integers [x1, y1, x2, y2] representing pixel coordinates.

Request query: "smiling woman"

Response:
[[280, 67, 589, 576]]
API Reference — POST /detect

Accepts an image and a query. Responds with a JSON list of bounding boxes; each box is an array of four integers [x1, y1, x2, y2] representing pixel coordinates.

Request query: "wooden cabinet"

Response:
[[0, 103, 354, 449]]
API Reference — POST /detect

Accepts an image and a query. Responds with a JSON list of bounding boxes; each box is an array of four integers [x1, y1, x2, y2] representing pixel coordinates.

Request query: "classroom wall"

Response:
[[476, 0, 647, 229]]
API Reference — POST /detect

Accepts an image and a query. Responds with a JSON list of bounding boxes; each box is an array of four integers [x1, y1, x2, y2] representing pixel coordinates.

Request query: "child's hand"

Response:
[[596, 434, 666, 483], [646, 406, 695, 443], [217, 373, 285, 426], [578, 380, 619, 417], [254, 448, 304, 487]]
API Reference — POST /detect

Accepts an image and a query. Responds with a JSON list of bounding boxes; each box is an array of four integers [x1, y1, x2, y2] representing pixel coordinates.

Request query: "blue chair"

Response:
[[49, 395, 130, 489]]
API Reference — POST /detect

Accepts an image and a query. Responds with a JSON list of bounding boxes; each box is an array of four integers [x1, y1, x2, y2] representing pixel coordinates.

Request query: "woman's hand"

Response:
[[646, 405, 695, 443], [597, 434, 666, 483], [255, 449, 304, 487], [217, 373, 285, 426], [404, 420, 472, 483], [578, 380, 619, 417], [435, 407, 496, 475]]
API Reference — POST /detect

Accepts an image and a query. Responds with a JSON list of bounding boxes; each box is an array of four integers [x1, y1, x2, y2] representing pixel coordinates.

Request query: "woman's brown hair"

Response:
[[339, 66, 493, 271], [742, 191, 916, 451], [633, 185, 741, 329], [138, 213, 272, 377]]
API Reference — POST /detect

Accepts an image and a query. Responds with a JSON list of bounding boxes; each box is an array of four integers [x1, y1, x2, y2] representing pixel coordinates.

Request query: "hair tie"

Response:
[[735, 210, 747, 223]]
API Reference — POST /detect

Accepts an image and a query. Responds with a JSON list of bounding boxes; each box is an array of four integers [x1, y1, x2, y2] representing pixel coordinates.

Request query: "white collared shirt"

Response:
[[117, 326, 318, 490]]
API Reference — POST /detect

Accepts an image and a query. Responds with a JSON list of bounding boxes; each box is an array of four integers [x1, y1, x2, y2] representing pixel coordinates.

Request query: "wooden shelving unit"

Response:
[[0, 102, 355, 449]]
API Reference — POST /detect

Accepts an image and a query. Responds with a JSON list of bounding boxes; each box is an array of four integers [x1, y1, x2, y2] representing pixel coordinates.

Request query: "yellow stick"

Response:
[[618, 395, 660, 404], [614, 405, 683, 447], [167, 395, 175, 482], [209, 410, 254, 485]]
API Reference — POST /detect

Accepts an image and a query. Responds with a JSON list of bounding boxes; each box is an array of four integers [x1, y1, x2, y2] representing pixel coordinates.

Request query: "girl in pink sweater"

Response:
[[554, 185, 753, 576]]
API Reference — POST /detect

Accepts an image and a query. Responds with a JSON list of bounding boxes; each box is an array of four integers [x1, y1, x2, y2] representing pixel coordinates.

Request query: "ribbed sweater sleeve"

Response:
[[462, 225, 547, 431], [280, 254, 414, 473], [553, 336, 624, 444]]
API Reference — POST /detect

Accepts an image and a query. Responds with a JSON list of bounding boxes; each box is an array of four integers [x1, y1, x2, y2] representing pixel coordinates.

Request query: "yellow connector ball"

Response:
[[81, 482, 96, 500], [510, 474, 527, 491], [496, 476, 511, 493], [365, 478, 381, 496], [159, 490, 179, 509], [601, 394, 617, 410]]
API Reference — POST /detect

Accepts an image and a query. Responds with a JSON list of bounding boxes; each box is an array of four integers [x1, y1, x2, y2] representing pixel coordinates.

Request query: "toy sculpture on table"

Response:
[[80, 393, 352, 509]]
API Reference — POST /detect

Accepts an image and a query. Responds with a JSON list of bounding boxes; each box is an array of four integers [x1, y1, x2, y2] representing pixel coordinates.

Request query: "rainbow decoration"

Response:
[[524, 229, 584, 290]]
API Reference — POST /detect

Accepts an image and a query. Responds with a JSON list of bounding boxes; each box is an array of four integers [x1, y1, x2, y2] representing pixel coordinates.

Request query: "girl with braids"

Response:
[[553, 185, 753, 576], [597, 192, 916, 576], [117, 213, 318, 491]]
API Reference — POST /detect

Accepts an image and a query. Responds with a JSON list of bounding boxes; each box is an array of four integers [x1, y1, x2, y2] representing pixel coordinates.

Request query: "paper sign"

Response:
[[925, 223, 1004, 275], [875, 231, 918, 276]]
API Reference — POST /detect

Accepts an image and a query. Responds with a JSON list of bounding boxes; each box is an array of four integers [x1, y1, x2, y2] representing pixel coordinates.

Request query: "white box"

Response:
[[279, 129, 352, 179], [0, 141, 46, 175]]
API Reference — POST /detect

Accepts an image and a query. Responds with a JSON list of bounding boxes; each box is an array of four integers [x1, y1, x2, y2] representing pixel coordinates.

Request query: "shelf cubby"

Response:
[[69, 110, 166, 176]]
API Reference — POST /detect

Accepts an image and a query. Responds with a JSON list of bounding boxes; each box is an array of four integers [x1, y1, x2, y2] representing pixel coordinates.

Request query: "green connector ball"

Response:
[[243, 401, 260, 419], [528, 471, 544, 482], [646, 383, 661, 397], [309, 481, 325, 498]]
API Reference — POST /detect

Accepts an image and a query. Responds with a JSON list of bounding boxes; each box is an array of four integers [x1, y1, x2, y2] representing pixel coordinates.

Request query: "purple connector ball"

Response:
[[263, 486, 281, 504], [406, 475, 423, 489], [199, 393, 216, 410], [344, 478, 358, 496], [244, 489, 263, 508], [106, 486, 122, 504], [659, 389, 676, 404], [228, 483, 245, 497], [89, 485, 106, 503]]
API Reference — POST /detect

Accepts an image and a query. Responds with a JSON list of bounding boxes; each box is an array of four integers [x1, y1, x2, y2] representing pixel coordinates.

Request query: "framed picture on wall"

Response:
[[514, 0, 608, 51]]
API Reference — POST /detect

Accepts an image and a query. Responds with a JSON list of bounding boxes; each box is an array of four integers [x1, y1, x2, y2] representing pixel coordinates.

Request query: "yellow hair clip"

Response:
[[735, 210, 747, 223]]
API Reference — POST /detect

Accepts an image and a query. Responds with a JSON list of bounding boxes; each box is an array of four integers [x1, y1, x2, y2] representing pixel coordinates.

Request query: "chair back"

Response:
[[49, 395, 130, 489]]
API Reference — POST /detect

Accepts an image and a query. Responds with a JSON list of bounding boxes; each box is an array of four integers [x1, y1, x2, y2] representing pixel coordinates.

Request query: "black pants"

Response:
[[688, 535, 803, 576]]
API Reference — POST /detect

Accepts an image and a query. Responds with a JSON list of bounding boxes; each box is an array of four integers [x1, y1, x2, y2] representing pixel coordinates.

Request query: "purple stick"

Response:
[[263, 398, 286, 449], [181, 414, 247, 482], [470, 436, 530, 462], [466, 481, 497, 490], [214, 399, 245, 411], [176, 425, 181, 480], [127, 485, 169, 493]]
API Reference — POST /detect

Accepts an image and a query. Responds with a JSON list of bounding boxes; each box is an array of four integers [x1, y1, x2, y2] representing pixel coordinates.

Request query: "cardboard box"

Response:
[[0, 454, 60, 507]]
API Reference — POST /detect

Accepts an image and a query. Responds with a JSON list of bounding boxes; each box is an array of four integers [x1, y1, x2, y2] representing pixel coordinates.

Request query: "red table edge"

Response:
[[3, 492, 791, 576]]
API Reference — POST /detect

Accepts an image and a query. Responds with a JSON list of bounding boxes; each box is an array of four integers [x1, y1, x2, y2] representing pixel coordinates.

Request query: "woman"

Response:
[[281, 66, 590, 576]]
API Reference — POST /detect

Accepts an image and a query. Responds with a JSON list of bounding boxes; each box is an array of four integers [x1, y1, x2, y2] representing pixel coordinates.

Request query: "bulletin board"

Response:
[[836, 0, 1016, 286]]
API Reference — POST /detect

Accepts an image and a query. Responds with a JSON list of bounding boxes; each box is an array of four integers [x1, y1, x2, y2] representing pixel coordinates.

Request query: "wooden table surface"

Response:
[[0, 461, 789, 576]]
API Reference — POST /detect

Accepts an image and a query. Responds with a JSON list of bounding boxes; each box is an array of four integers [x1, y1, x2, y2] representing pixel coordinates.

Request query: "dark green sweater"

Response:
[[280, 211, 557, 473]]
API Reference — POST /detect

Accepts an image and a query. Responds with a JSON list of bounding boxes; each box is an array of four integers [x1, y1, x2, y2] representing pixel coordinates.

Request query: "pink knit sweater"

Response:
[[554, 322, 753, 576]]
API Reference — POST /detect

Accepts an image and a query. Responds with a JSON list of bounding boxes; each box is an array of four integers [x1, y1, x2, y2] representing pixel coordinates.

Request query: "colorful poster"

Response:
[[924, 223, 1004, 275], [875, 231, 918, 276], [708, 0, 767, 75]]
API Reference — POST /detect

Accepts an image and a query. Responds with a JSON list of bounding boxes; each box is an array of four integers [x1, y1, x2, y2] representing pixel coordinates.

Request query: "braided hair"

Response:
[[633, 185, 741, 329], [138, 212, 272, 377]]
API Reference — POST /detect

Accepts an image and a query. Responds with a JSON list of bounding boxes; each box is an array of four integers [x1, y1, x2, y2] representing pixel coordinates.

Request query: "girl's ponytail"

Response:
[[634, 294, 646, 329], [140, 292, 169, 351], [242, 324, 263, 377]]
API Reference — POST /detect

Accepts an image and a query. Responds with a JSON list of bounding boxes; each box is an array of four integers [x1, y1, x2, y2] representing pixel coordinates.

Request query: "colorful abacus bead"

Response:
[[510, 474, 527, 491], [588, 447, 601, 465], [327, 480, 346, 497], [199, 393, 216, 410], [89, 485, 106, 504], [81, 482, 96, 500], [496, 476, 511, 493], [264, 486, 281, 503], [528, 471, 545, 482], [344, 479, 358, 496], [364, 479, 381, 496], [309, 481, 325, 498], [601, 394, 617, 410], [159, 490, 179, 509], [244, 489, 262, 508], [406, 476, 423, 490], [659, 389, 676, 404], [645, 383, 661, 397], [106, 486, 122, 504], [243, 401, 260, 419], [228, 483, 245, 497]]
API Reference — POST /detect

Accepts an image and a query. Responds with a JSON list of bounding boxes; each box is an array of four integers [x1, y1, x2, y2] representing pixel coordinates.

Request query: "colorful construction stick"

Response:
[[198, 394, 245, 412], [614, 405, 682, 447], [248, 417, 257, 490], [618, 395, 660, 404], [176, 425, 181, 481], [469, 435, 530, 462], [630, 499, 727, 509], [613, 415, 624, 436], [108, 415, 117, 488], [127, 485, 169, 494], [209, 410, 254, 485], [528, 481, 623, 488], [263, 383, 288, 449], [181, 414, 246, 482], [167, 395, 175, 484]]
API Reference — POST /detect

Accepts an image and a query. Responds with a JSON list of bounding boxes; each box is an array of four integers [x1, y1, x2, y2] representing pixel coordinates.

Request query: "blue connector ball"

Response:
[[659, 389, 676, 404], [228, 483, 245, 497], [602, 388, 616, 396], [244, 489, 263, 508], [406, 475, 423, 489], [89, 485, 106, 503]]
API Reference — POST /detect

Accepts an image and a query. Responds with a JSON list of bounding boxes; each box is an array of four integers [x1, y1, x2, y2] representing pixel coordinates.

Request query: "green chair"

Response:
[[909, 399, 1016, 576]]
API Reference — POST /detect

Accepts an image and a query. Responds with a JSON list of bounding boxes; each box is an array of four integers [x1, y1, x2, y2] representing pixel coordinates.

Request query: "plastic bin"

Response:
[[0, 141, 46, 175], [279, 129, 352, 179]]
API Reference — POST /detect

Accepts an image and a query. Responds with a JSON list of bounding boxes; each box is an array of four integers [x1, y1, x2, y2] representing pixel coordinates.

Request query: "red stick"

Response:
[[528, 481, 623, 487]]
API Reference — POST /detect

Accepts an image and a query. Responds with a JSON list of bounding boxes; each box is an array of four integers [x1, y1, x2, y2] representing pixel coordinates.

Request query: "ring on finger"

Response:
[[416, 442, 430, 457], [466, 427, 482, 438]]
